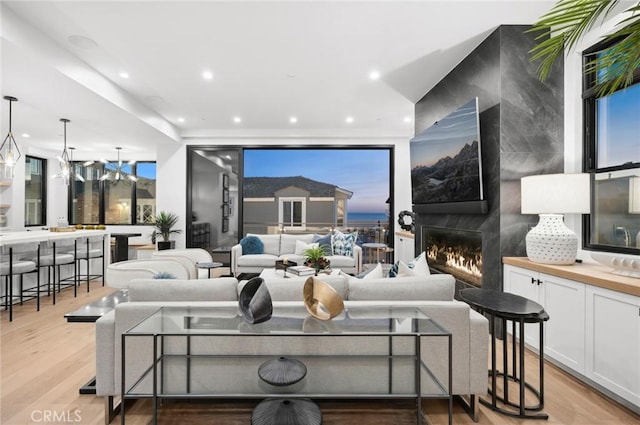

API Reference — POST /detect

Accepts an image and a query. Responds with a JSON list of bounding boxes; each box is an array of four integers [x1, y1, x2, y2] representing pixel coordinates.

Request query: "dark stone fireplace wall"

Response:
[[414, 25, 564, 292]]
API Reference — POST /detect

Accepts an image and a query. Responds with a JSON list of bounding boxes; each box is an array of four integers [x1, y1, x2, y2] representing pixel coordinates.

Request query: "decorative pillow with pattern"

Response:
[[332, 231, 358, 257], [153, 272, 177, 279]]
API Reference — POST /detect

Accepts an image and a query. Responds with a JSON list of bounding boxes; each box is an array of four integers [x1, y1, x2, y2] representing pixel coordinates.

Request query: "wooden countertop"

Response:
[[503, 257, 640, 297]]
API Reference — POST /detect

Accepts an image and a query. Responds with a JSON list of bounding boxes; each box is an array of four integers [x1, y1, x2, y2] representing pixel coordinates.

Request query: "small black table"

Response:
[[459, 288, 550, 420], [65, 290, 129, 394], [111, 233, 142, 262], [196, 261, 223, 278]]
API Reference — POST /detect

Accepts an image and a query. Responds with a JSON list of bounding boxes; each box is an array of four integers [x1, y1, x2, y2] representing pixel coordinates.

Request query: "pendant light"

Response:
[[68, 147, 85, 182], [100, 147, 137, 182], [55, 118, 72, 185], [0, 96, 21, 179]]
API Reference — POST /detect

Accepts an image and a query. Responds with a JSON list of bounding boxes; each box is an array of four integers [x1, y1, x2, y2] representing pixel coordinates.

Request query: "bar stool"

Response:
[[1, 242, 40, 321], [66, 235, 106, 292], [34, 238, 77, 305]]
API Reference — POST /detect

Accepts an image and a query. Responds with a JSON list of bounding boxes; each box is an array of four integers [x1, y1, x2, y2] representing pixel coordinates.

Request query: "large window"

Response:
[[242, 147, 393, 244], [25, 155, 46, 226], [69, 161, 156, 225], [583, 42, 640, 254]]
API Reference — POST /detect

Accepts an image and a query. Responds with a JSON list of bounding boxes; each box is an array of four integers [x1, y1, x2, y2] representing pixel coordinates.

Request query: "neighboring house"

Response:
[[244, 176, 352, 232]]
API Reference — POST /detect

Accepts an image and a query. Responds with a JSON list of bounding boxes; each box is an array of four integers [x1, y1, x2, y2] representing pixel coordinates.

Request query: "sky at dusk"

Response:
[[596, 82, 640, 168], [410, 98, 480, 169], [244, 149, 390, 213]]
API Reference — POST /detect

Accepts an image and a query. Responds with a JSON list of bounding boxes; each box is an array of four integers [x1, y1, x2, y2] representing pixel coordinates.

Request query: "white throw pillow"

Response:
[[396, 260, 415, 277], [410, 251, 431, 276], [362, 263, 384, 280], [294, 240, 319, 255]]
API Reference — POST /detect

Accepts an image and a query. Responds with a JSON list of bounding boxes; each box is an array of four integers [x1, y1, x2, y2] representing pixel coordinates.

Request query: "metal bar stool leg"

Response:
[[9, 247, 13, 322], [36, 245, 41, 311]]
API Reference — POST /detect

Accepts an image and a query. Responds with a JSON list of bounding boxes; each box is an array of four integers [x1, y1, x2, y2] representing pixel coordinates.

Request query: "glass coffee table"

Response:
[[121, 305, 452, 425]]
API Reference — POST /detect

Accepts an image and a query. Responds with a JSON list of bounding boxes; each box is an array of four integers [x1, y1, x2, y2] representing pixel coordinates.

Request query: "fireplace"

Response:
[[422, 226, 482, 287]]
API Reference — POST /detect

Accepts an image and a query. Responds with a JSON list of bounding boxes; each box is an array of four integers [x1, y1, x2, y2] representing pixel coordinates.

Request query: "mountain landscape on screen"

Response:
[[411, 140, 481, 203]]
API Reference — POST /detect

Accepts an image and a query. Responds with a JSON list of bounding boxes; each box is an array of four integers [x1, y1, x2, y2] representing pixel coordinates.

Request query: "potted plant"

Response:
[[151, 211, 182, 250], [303, 245, 330, 275]]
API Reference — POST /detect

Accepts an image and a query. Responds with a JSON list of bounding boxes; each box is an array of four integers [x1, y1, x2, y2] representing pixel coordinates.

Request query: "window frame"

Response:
[[68, 161, 156, 226], [582, 38, 640, 255], [24, 155, 47, 227], [279, 196, 306, 230], [23, 155, 48, 227]]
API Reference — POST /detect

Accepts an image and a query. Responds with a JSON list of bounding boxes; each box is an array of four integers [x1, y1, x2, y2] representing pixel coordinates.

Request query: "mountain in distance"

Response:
[[411, 141, 481, 204]]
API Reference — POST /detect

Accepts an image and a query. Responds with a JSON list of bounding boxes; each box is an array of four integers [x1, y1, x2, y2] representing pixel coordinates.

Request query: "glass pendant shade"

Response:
[[68, 147, 85, 182], [55, 118, 72, 185], [100, 147, 138, 182], [0, 96, 21, 179]]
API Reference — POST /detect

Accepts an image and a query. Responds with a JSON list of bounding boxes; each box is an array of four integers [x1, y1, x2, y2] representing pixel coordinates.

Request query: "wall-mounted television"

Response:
[[410, 97, 487, 214]]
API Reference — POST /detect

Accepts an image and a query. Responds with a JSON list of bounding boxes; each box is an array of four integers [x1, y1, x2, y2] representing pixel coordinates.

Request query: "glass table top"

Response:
[[126, 305, 448, 336]]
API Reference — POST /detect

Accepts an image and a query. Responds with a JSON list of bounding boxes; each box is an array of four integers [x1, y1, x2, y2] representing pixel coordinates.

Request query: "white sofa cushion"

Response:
[[281, 233, 314, 254], [348, 274, 455, 301], [237, 253, 278, 268], [128, 278, 239, 301], [294, 240, 318, 255], [325, 255, 356, 268], [249, 233, 281, 256]]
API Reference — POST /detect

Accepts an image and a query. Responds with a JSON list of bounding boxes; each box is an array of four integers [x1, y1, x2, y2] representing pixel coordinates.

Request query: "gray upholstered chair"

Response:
[[1, 242, 39, 321], [66, 234, 106, 291], [33, 237, 76, 304]]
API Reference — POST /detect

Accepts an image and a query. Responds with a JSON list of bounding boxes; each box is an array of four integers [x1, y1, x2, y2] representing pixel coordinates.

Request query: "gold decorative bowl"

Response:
[[303, 276, 344, 321]]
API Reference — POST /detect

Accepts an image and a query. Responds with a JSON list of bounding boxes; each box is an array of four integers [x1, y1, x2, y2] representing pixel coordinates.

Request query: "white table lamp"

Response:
[[521, 173, 590, 265]]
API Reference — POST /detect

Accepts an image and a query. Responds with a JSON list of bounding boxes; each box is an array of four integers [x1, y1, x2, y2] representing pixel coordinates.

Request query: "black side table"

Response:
[[196, 261, 223, 278], [459, 288, 550, 420]]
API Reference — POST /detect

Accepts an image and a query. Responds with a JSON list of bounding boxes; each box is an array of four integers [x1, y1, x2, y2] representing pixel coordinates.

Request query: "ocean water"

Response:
[[347, 212, 389, 224]]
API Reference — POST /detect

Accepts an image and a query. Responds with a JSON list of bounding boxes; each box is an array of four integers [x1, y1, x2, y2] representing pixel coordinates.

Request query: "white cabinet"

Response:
[[503, 262, 639, 410], [503, 264, 586, 372], [585, 285, 640, 407], [503, 265, 545, 349], [395, 232, 415, 264]]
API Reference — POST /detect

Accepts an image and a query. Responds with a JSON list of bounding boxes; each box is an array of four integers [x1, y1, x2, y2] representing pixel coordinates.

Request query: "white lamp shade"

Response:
[[521, 173, 590, 214]]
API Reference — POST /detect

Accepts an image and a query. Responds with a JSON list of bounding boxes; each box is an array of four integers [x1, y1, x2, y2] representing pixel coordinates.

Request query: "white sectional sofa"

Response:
[[95, 272, 488, 422], [231, 233, 362, 276]]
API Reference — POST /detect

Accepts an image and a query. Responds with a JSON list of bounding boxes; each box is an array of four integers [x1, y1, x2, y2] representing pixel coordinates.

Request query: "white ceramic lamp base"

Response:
[[526, 214, 578, 265]]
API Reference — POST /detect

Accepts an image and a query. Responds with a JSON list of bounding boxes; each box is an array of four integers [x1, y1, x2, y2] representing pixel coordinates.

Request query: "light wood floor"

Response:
[[1, 283, 638, 425]]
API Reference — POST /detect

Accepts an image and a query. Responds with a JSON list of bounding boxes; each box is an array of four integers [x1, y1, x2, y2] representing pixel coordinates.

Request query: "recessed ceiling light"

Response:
[[345, 116, 354, 124], [233, 116, 242, 123], [289, 116, 298, 124], [21, 133, 30, 138], [403, 116, 412, 123], [178, 117, 185, 123], [119, 72, 129, 79], [369, 70, 381, 80], [202, 70, 214, 80]]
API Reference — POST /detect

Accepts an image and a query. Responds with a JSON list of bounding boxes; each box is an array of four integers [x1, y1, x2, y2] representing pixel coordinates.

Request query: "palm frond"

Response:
[[528, 0, 640, 96]]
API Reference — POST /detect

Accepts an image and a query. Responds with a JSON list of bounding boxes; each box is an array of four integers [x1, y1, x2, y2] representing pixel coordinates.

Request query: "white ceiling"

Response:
[[1, 0, 555, 159]]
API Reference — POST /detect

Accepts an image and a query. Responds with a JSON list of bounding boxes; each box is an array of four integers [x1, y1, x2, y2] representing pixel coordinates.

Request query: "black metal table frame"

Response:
[[121, 309, 452, 425]]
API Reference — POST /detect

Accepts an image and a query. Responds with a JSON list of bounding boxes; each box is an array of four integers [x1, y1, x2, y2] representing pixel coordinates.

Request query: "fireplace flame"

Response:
[[427, 245, 482, 279]]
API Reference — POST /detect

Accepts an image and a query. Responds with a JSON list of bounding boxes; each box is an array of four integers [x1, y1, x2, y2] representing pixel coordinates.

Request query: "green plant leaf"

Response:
[[528, 0, 640, 96]]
